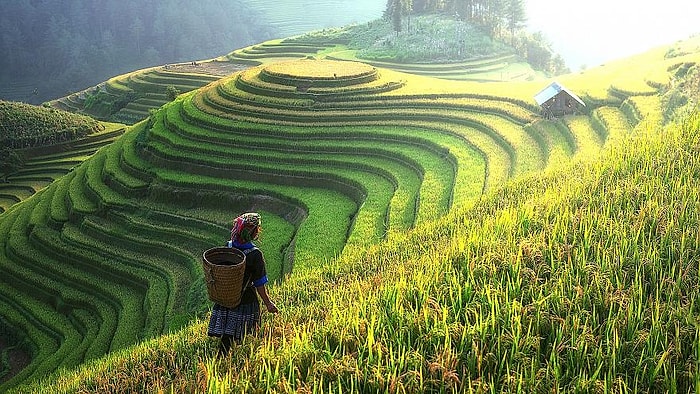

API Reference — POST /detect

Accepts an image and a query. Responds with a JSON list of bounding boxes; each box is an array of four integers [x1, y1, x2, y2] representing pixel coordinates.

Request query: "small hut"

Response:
[[534, 81, 585, 119]]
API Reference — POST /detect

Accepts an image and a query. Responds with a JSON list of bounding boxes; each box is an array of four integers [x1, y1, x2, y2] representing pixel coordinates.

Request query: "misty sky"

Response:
[[526, 0, 700, 69]]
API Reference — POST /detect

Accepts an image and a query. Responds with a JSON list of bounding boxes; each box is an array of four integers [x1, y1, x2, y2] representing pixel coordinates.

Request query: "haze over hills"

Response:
[[0, 0, 277, 105], [0, 0, 385, 106], [3, 0, 696, 104], [245, 0, 384, 38], [525, 0, 700, 69]]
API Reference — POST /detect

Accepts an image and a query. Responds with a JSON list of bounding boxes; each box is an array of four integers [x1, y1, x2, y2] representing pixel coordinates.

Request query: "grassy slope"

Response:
[[20, 108, 700, 394], [11, 41, 700, 392]]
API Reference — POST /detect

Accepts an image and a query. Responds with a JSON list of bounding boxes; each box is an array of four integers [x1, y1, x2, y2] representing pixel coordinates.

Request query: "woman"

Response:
[[207, 212, 279, 354]]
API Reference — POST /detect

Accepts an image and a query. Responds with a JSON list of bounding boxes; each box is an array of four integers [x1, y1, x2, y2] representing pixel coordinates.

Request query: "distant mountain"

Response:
[[0, 0, 385, 105]]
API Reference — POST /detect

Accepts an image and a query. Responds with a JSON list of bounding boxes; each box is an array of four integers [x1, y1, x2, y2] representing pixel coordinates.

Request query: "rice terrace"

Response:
[[1, 3, 700, 393]]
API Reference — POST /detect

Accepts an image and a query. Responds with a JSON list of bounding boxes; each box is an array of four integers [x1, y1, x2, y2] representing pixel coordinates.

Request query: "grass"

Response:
[[2, 24, 700, 394], [0, 122, 125, 214], [15, 109, 700, 394], [0, 100, 103, 150]]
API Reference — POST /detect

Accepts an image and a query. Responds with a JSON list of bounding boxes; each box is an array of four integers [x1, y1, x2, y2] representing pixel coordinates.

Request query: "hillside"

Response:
[[1, 28, 699, 394], [12, 81, 700, 393], [0, 101, 104, 150], [47, 14, 551, 126], [0, 102, 124, 213], [0, 0, 277, 105]]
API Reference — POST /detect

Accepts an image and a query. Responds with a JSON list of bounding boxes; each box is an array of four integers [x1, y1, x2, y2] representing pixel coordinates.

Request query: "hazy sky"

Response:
[[526, 0, 700, 69]]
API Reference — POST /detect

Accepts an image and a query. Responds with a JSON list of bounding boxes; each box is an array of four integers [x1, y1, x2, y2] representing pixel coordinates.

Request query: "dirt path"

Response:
[[163, 61, 251, 77]]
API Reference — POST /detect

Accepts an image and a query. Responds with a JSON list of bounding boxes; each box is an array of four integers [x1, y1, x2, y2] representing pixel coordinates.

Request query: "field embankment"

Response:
[[16, 109, 700, 393]]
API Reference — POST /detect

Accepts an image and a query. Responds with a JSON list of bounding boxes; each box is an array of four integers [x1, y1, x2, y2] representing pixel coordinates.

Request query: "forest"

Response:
[[0, 0, 275, 104], [384, 0, 566, 73], [387, 0, 527, 36]]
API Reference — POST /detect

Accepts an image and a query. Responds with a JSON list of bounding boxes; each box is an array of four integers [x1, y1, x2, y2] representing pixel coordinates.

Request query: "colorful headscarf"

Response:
[[230, 212, 261, 245]]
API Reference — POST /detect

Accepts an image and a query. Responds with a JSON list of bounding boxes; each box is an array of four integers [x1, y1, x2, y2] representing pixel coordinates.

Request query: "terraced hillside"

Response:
[[4, 35, 697, 389], [225, 35, 535, 82], [0, 124, 125, 214], [50, 62, 247, 125], [50, 17, 539, 126]]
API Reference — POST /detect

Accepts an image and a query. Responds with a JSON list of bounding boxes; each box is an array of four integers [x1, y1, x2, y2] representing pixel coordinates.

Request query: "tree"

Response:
[[131, 17, 145, 55], [385, 0, 402, 34], [504, 0, 526, 44], [385, 0, 413, 34], [482, 0, 506, 37], [0, 0, 276, 104], [165, 85, 181, 102], [0, 147, 24, 182]]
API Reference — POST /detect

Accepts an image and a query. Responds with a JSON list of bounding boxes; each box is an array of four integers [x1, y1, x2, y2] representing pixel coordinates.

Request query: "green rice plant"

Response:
[[0, 284, 62, 388], [114, 123, 155, 183], [468, 112, 546, 177], [148, 166, 354, 268], [81, 153, 122, 210], [120, 202, 295, 283], [260, 59, 378, 86], [65, 161, 98, 218], [4, 177, 54, 191], [0, 188, 32, 204], [562, 116, 604, 160], [0, 209, 117, 375], [148, 113, 433, 235], [231, 68, 404, 102], [121, 102, 152, 113], [139, 71, 218, 88], [524, 120, 574, 170], [225, 39, 320, 62], [627, 95, 664, 130], [404, 118, 511, 193], [165, 100, 473, 231], [336, 95, 537, 125], [8, 234, 119, 359], [187, 85, 505, 203], [56, 223, 168, 342], [100, 139, 149, 197], [165, 99, 450, 204], [26, 188, 53, 232], [47, 171, 74, 226], [73, 216, 195, 331], [592, 106, 633, 145], [104, 76, 133, 95]]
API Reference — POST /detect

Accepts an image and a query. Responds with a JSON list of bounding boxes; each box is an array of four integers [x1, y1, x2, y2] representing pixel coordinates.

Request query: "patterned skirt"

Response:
[[207, 301, 261, 340]]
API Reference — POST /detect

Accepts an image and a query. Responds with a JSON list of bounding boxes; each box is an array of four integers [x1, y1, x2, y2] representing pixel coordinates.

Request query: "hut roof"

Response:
[[534, 81, 586, 106]]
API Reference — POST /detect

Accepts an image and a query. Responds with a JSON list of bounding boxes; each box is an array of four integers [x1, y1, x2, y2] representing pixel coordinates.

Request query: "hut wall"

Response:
[[545, 92, 579, 116]]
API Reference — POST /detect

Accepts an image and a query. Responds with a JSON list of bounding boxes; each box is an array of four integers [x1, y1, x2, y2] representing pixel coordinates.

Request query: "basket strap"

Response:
[[239, 247, 257, 298], [241, 247, 258, 255]]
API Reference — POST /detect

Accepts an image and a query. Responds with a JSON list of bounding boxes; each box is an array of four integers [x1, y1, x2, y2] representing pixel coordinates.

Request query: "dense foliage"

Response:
[[381, 0, 567, 74], [293, 13, 567, 74], [387, 0, 527, 38], [0, 0, 275, 104], [661, 61, 700, 120], [353, 15, 512, 62], [0, 101, 102, 150]]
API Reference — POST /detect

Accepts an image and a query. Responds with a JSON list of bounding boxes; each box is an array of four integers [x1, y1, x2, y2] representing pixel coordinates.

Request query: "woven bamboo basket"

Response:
[[202, 247, 246, 308]]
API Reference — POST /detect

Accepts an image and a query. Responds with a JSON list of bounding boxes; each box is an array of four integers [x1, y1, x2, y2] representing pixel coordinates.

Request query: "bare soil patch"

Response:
[[164, 61, 251, 77]]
